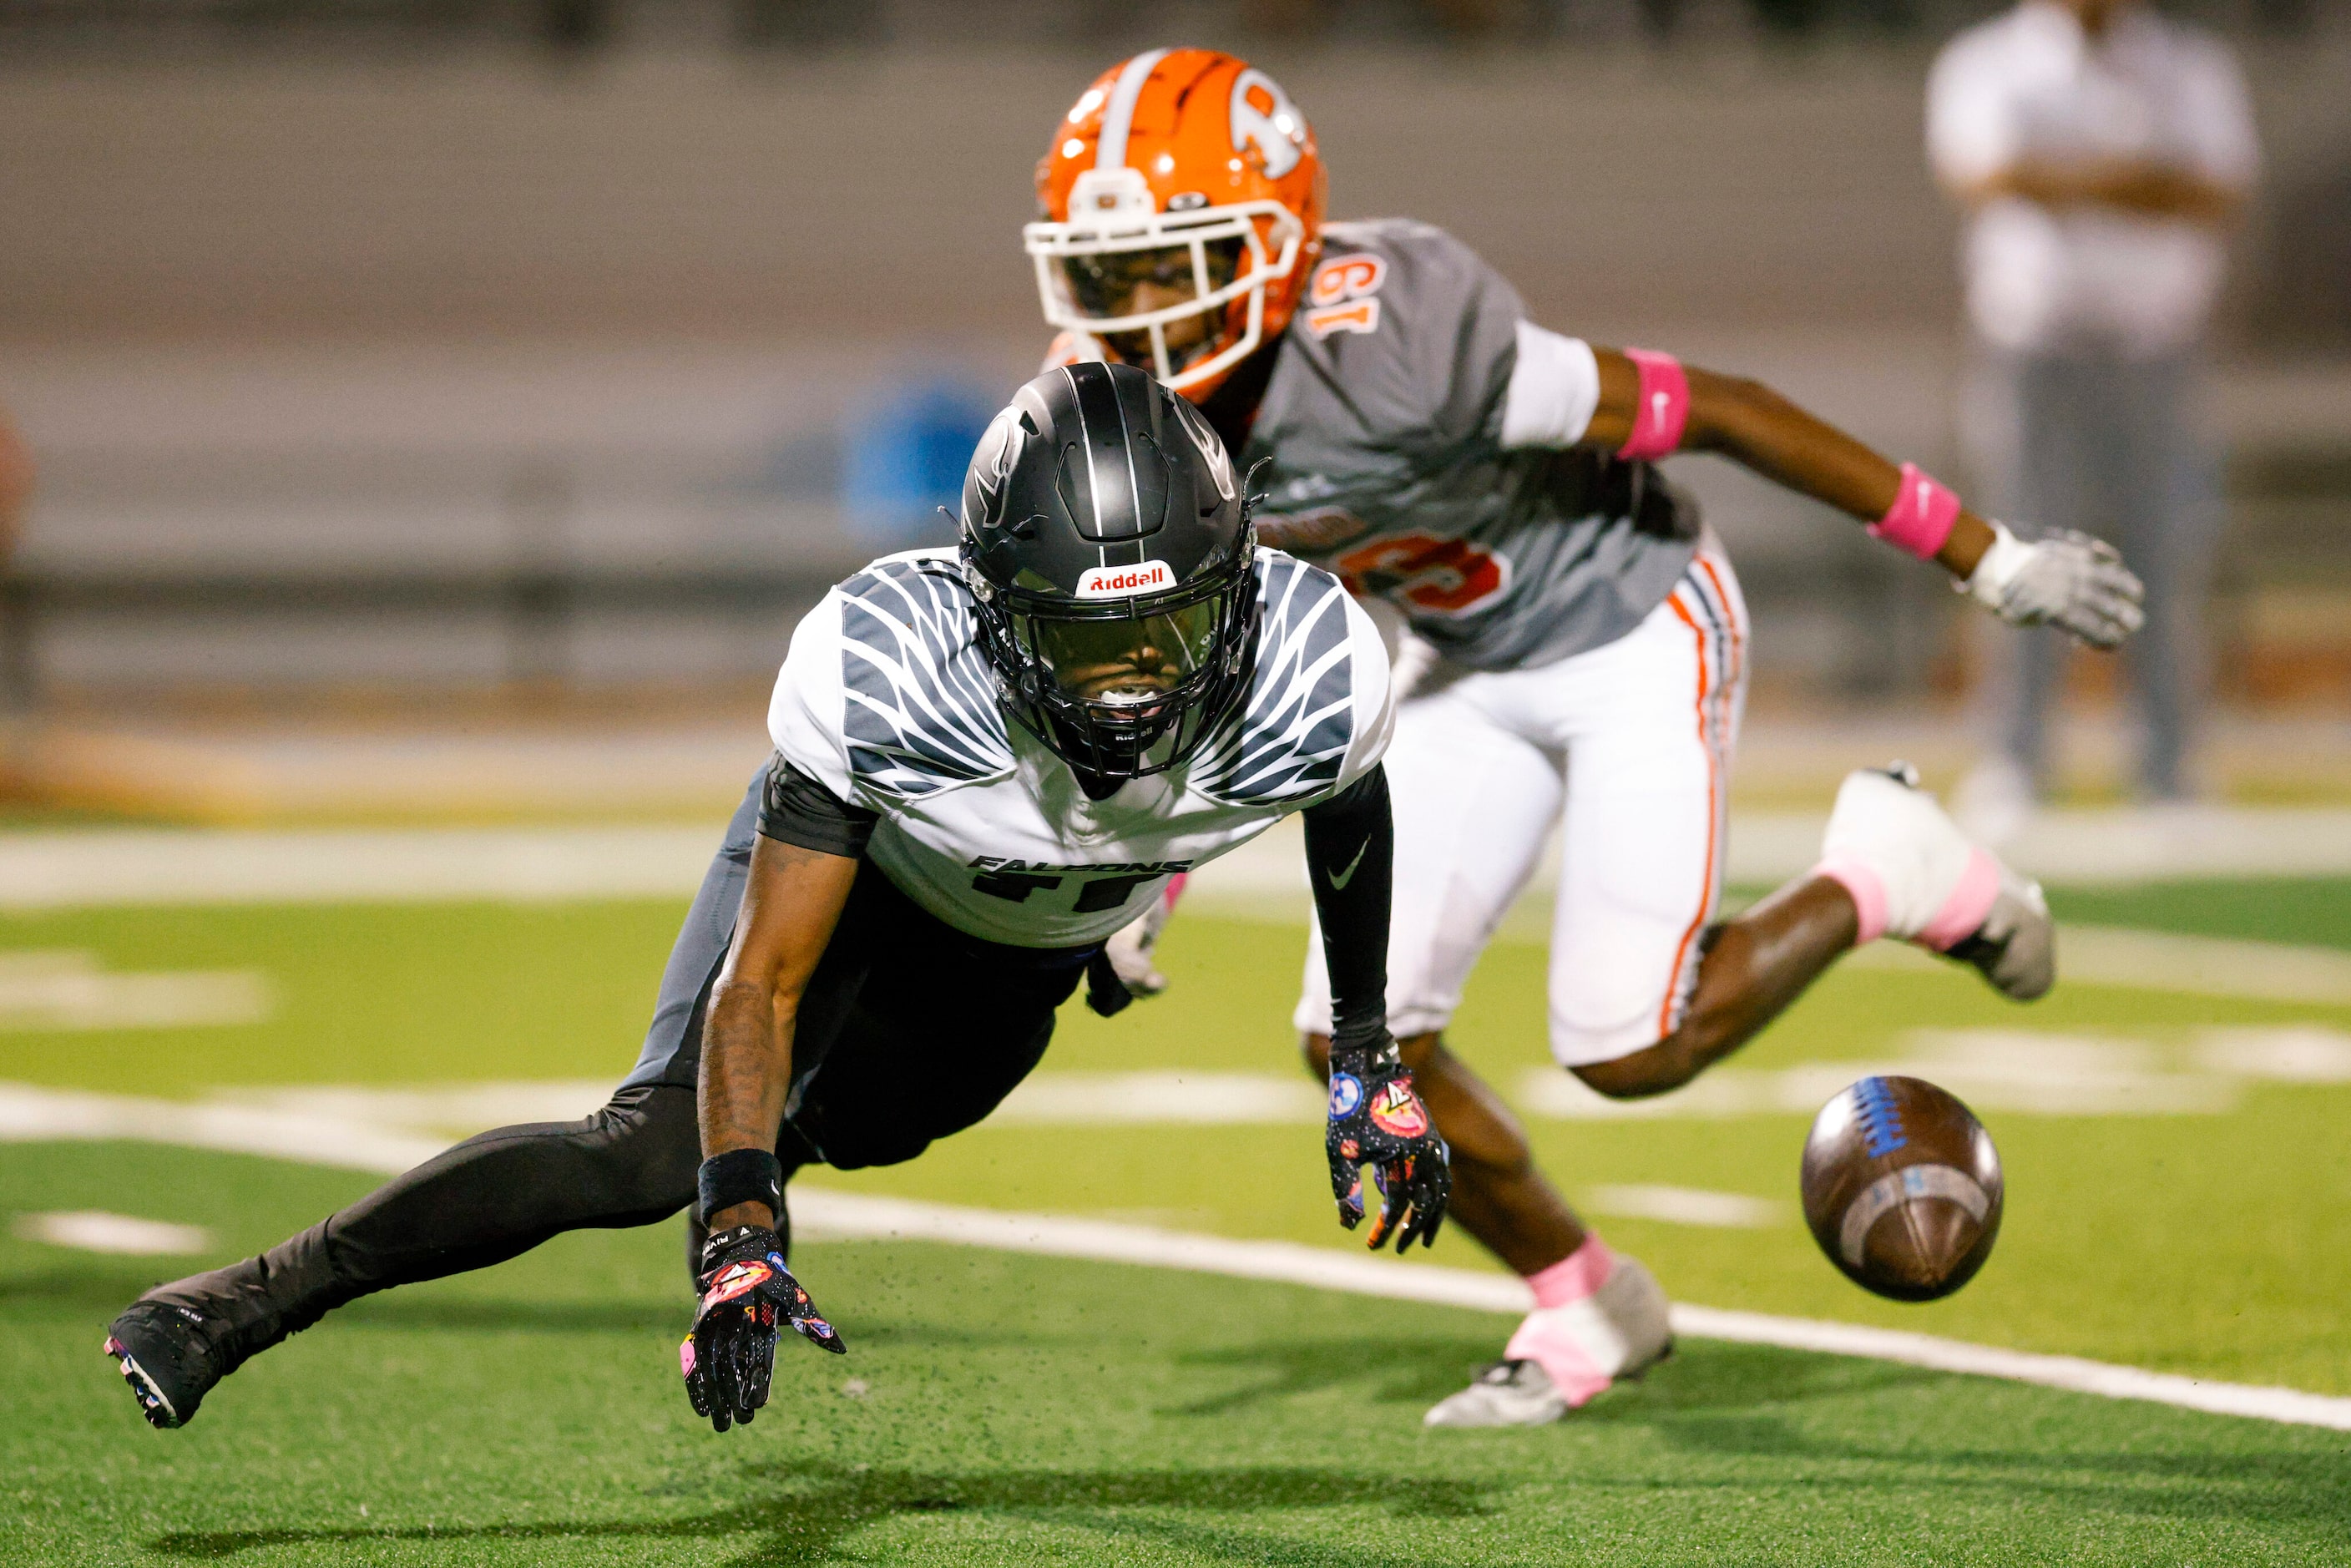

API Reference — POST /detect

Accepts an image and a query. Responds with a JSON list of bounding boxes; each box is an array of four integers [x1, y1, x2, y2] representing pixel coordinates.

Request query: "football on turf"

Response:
[[1800, 1075, 2003, 1302]]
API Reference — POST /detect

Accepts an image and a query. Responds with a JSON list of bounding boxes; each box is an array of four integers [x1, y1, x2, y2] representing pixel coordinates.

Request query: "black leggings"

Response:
[[147, 791, 1093, 1375]]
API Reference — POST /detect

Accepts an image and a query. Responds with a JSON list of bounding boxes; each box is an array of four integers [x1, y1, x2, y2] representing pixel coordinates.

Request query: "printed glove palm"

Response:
[[680, 1224, 844, 1433], [1967, 526, 2146, 649], [1326, 1039, 1451, 1252]]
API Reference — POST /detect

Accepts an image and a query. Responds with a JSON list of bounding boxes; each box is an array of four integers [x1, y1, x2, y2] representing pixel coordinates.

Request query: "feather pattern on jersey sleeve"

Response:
[[1196, 555, 1356, 807], [837, 559, 1015, 797]]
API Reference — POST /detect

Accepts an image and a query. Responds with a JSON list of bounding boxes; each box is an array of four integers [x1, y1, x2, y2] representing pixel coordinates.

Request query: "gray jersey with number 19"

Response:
[[1243, 218, 1701, 674]]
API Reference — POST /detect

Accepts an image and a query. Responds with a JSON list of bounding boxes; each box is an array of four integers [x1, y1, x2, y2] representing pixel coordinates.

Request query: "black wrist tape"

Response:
[[696, 1149, 784, 1226], [1328, 1029, 1397, 1065]]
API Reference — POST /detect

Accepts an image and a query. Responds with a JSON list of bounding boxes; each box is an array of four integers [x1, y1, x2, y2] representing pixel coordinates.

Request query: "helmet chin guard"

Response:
[[958, 362, 1259, 782]]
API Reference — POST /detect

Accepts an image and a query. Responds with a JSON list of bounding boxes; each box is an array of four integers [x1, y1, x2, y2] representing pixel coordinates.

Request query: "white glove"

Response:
[[1104, 887, 1179, 999], [1959, 523, 2146, 650]]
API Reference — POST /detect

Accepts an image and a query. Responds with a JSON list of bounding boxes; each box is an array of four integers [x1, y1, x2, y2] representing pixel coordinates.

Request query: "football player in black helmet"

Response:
[[961, 361, 1257, 786], [102, 361, 1448, 1438]]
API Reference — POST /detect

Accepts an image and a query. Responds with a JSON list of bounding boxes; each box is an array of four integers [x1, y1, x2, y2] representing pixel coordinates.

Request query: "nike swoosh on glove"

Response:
[[1963, 524, 2146, 650], [1326, 1037, 1451, 1252], [680, 1224, 845, 1433]]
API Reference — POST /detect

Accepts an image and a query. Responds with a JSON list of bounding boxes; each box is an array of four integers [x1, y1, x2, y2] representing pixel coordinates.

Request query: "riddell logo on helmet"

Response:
[[1076, 562, 1175, 599]]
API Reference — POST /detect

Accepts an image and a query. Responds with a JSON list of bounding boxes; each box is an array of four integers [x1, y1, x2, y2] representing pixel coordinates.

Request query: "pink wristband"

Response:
[[1868, 463, 1961, 560], [1616, 348, 1688, 461]]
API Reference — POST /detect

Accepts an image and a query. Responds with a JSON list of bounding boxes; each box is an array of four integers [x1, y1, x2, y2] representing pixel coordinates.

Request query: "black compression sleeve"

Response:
[[1302, 764, 1395, 1051], [756, 754, 879, 858]]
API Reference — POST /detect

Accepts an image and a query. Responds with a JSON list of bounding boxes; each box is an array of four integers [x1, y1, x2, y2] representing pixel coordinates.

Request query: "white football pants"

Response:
[[1297, 542, 1747, 1067]]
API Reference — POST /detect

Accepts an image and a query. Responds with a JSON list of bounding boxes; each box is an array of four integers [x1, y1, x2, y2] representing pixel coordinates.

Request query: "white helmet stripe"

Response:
[[1059, 365, 1107, 544], [1094, 48, 1170, 171]]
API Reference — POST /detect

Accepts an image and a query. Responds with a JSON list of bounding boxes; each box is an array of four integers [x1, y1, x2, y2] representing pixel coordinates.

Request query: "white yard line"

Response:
[[1582, 1184, 1787, 1229], [13, 1210, 214, 1256], [0, 1081, 447, 1173], [789, 1190, 2351, 1433], [0, 951, 272, 1031], [4, 1080, 2348, 1433], [0, 826, 720, 910], [13, 806, 2351, 913]]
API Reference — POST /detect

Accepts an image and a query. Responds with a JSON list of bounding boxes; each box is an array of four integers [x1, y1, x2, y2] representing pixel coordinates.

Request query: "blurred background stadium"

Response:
[[0, 0, 2343, 823]]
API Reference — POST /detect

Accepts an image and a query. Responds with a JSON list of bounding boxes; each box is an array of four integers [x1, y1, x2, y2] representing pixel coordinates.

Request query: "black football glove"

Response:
[[1325, 1038, 1450, 1252], [679, 1224, 844, 1432]]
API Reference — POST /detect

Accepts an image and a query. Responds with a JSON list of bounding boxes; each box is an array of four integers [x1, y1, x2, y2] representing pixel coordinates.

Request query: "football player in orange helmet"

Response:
[[1027, 48, 1322, 399], [1033, 49, 2146, 1427]]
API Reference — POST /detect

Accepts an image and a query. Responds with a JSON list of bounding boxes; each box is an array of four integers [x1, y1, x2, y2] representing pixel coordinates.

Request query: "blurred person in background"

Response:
[[1930, 0, 2259, 819]]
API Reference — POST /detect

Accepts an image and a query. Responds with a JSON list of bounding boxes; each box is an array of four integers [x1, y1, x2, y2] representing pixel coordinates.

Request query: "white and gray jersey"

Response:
[[1246, 218, 1701, 673], [768, 546, 1395, 948]]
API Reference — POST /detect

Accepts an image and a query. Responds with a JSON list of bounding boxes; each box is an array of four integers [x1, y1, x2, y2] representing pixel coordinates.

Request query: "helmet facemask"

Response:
[[1026, 168, 1306, 394], [975, 562, 1257, 783]]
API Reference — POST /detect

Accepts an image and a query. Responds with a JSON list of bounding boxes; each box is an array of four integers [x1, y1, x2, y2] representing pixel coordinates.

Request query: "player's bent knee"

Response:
[[1569, 1037, 1701, 1100]]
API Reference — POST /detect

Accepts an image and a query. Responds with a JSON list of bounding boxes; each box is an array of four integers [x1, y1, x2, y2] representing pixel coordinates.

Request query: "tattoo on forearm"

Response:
[[694, 835, 856, 1162], [699, 981, 789, 1156]]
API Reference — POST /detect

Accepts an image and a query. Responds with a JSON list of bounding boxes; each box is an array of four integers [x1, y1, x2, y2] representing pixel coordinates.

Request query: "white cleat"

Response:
[[1819, 763, 2055, 1001], [1423, 1358, 1569, 1429], [1423, 1255, 1674, 1428], [1947, 863, 2055, 1001]]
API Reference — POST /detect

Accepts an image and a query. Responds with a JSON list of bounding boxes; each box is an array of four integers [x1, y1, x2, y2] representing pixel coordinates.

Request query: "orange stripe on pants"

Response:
[[1659, 588, 1722, 1039]]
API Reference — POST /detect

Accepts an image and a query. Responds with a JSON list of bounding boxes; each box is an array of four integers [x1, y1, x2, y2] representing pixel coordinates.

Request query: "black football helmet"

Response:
[[960, 361, 1258, 781]]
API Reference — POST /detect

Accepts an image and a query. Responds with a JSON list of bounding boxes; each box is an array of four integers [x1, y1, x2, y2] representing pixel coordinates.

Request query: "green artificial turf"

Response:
[[6, 1142, 2348, 1568], [9, 877, 2348, 1095], [0, 900, 681, 1094], [2045, 878, 2351, 953], [6, 888, 2351, 1394]]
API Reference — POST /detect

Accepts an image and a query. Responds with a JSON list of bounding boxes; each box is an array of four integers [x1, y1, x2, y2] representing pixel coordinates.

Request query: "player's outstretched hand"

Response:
[[1101, 875, 1185, 1003], [680, 1224, 844, 1433], [1103, 911, 1170, 999], [1325, 1037, 1450, 1252], [1964, 525, 2146, 649]]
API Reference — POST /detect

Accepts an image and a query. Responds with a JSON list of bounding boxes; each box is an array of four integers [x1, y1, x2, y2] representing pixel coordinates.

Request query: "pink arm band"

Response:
[[1615, 349, 1689, 462], [1868, 463, 1962, 560]]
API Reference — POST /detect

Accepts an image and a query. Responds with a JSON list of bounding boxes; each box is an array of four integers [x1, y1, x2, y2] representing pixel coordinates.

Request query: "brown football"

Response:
[[1801, 1075, 2003, 1302]]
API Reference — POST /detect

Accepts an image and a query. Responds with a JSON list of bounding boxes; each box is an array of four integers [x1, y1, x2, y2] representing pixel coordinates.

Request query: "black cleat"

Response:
[[104, 1302, 225, 1429]]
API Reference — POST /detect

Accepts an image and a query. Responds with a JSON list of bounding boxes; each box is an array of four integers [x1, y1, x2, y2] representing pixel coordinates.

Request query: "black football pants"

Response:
[[140, 772, 1095, 1377]]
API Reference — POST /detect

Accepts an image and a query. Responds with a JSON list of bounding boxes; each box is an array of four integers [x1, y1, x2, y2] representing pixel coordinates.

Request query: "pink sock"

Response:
[[1919, 847, 2000, 952], [1505, 1234, 1618, 1408], [1813, 857, 1888, 945], [1524, 1233, 1615, 1308]]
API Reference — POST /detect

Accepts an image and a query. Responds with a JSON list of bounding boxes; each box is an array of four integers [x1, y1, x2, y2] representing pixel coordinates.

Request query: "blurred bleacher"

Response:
[[0, 1, 2344, 816]]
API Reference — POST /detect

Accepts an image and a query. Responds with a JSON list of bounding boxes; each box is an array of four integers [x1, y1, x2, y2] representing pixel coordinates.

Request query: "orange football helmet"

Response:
[[1028, 48, 1326, 399]]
